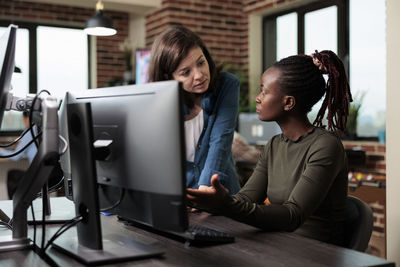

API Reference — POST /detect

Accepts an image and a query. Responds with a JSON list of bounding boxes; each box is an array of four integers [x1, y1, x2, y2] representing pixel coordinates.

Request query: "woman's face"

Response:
[[172, 46, 210, 94], [255, 67, 287, 122]]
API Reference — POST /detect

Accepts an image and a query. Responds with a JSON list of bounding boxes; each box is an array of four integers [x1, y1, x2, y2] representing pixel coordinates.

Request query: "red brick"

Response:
[[377, 146, 386, 152], [361, 145, 376, 152]]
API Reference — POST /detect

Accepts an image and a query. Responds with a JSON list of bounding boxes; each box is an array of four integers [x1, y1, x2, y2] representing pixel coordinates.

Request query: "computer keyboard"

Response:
[[118, 216, 235, 245], [173, 224, 235, 244]]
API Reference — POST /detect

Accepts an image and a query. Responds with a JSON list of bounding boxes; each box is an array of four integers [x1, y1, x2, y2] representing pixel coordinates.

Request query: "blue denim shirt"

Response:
[[184, 72, 240, 194]]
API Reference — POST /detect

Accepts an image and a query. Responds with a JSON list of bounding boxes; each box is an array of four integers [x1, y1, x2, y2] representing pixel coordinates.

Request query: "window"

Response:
[[0, 22, 89, 134], [276, 13, 297, 61], [349, 0, 386, 137], [37, 26, 88, 101], [304, 6, 338, 55], [262, 0, 387, 138]]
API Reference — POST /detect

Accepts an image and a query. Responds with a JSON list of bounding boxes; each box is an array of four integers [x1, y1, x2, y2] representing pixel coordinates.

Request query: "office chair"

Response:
[[344, 195, 373, 252]]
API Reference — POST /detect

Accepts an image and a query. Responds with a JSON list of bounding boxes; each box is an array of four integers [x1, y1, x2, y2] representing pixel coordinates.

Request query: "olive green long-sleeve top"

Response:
[[221, 127, 348, 245]]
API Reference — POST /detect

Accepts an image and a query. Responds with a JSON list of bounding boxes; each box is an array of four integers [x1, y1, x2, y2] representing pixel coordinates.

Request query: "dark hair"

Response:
[[272, 50, 352, 135], [148, 25, 220, 107]]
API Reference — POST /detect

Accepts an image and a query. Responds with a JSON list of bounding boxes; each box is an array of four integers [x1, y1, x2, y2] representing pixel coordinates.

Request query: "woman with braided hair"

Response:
[[187, 50, 352, 246]]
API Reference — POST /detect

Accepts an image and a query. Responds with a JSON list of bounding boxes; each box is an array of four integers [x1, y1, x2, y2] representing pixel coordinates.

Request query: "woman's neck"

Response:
[[278, 114, 314, 141], [185, 94, 202, 121]]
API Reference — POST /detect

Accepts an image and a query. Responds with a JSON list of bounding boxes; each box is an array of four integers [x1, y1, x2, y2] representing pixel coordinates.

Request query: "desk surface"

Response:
[[0, 198, 395, 267]]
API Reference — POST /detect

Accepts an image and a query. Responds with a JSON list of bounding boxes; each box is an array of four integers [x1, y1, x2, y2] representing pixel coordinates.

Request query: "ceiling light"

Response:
[[84, 1, 117, 36]]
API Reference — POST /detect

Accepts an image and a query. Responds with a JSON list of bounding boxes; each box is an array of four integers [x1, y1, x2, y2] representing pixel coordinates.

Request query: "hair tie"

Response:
[[311, 50, 328, 74]]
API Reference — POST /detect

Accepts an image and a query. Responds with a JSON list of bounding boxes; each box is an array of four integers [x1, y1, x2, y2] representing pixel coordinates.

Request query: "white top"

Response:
[[184, 109, 204, 162]]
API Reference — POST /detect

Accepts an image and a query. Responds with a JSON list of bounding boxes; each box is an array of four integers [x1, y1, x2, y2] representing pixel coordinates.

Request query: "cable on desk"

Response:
[[33, 243, 60, 267], [29, 89, 51, 148], [31, 203, 37, 245], [41, 196, 46, 250], [43, 214, 83, 251], [100, 188, 125, 212], [35, 176, 65, 198], [0, 127, 35, 148], [58, 135, 68, 156], [0, 221, 12, 230], [0, 130, 42, 158]]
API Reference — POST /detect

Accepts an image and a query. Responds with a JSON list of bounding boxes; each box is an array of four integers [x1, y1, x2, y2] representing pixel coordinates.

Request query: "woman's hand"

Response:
[[186, 174, 229, 212], [198, 185, 211, 191]]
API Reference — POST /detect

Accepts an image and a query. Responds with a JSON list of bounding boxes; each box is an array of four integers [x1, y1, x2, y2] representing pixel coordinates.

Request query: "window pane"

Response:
[[276, 12, 297, 61], [304, 6, 337, 55], [37, 26, 88, 101], [350, 0, 386, 137], [0, 27, 29, 131]]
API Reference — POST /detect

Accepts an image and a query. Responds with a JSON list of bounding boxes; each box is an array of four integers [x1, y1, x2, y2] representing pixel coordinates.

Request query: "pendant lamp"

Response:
[[84, 1, 117, 36]]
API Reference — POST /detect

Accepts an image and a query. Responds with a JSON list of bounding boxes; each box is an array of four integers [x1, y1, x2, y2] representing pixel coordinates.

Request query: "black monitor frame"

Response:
[[0, 24, 17, 125]]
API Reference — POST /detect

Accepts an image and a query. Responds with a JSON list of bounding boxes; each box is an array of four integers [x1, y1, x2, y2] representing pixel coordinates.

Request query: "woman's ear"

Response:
[[283, 95, 296, 111]]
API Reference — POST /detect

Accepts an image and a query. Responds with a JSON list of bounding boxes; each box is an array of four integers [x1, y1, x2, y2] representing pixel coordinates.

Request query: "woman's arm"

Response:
[[222, 137, 345, 231], [198, 73, 239, 188], [190, 136, 346, 232]]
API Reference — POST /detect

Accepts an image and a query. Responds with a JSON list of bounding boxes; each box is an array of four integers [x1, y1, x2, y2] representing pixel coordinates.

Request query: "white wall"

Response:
[[386, 0, 400, 264], [248, 14, 262, 102], [128, 14, 146, 77]]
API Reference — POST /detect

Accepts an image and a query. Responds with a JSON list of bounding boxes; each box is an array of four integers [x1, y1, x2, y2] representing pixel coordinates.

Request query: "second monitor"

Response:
[[59, 80, 188, 233]]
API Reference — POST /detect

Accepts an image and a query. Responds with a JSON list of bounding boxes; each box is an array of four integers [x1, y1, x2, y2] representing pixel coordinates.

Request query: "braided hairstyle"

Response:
[[272, 50, 352, 136]]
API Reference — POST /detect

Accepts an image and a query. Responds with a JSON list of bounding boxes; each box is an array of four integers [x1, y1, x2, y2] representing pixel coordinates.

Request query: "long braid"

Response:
[[312, 50, 352, 135], [272, 50, 352, 136]]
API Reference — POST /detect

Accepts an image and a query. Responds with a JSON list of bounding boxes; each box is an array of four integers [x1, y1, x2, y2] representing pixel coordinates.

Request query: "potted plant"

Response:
[[119, 39, 133, 83], [346, 92, 365, 139], [221, 63, 252, 113]]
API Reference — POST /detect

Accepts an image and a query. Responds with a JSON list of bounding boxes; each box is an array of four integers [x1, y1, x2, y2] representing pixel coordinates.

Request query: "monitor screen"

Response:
[[0, 24, 17, 126], [238, 113, 281, 145], [135, 49, 151, 84], [59, 80, 188, 233]]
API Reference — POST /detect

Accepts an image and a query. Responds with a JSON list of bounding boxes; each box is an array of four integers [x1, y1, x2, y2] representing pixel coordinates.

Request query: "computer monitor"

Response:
[[56, 81, 186, 264], [238, 113, 281, 145], [135, 49, 151, 84], [0, 24, 64, 253], [0, 24, 17, 125]]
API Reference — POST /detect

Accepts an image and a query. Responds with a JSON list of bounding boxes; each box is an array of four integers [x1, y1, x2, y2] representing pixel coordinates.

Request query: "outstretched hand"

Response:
[[186, 174, 229, 212]]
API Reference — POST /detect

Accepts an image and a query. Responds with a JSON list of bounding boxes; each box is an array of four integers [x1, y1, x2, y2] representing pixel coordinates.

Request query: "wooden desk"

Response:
[[0, 201, 395, 267]]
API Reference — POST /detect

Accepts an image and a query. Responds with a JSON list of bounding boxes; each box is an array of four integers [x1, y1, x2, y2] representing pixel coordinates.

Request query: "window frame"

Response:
[[0, 20, 91, 136], [262, 0, 349, 72]]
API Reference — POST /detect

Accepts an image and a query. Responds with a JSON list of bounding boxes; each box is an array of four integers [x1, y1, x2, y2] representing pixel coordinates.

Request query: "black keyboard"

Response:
[[172, 224, 235, 244], [118, 216, 235, 245]]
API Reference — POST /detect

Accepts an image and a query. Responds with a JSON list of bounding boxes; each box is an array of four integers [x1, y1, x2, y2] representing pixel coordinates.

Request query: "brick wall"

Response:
[[145, 0, 248, 71], [0, 0, 129, 88], [243, 0, 296, 13], [342, 140, 386, 175], [144, 0, 295, 110], [96, 13, 129, 87], [370, 201, 385, 237], [344, 140, 386, 254]]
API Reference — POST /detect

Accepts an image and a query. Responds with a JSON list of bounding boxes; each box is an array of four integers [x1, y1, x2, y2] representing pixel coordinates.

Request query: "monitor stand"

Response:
[[52, 102, 164, 265], [0, 148, 59, 252], [0, 96, 60, 252]]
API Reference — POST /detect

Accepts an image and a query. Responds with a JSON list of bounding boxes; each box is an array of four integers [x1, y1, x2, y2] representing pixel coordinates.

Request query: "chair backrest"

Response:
[[344, 195, 374, 252]]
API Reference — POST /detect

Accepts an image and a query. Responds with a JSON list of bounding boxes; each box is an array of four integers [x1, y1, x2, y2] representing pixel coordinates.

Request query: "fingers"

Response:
[[186, 188, 211, 197], [210, 174, 220, 187]]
